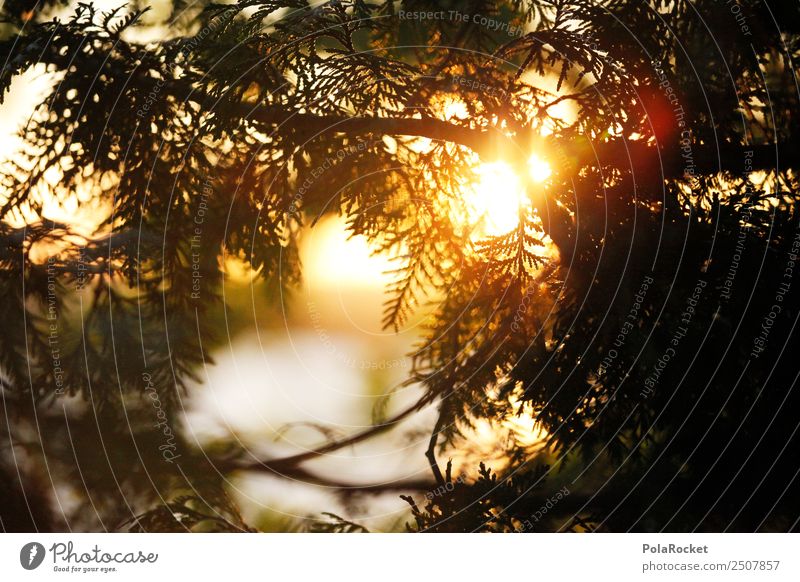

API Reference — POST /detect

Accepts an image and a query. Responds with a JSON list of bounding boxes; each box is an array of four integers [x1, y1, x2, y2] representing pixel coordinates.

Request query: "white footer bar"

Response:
[[1, 533, 797, 581]]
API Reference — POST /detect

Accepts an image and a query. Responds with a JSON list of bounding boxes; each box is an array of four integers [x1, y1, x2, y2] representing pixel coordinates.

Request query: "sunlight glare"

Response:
[[468, 161, 527, 236], [448, 396, 549, 475], [466, 154, 551, 237], [528, 153, 552, 182], [301, 215, 395, 289]]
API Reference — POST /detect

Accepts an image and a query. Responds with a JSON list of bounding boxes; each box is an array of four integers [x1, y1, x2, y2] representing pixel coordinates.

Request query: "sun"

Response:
[[527, 153, 553, 183], [466, 154, 552, 237]]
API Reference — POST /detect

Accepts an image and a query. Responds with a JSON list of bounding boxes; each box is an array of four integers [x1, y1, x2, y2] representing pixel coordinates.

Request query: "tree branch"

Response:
[[238, 464, 436, 495], [425, 407, 446, 487], [244, 105, 800, 176], [221, 395, 432, 474]]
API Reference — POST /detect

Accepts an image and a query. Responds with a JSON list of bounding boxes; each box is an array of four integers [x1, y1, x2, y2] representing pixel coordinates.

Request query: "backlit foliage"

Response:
[[1, 0, 799, 532]]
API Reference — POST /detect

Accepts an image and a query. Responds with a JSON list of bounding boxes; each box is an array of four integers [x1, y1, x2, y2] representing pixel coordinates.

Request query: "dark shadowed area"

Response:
[[0, 0, 799, 533]]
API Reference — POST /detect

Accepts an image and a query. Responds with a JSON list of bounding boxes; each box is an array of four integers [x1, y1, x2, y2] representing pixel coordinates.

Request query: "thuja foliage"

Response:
[[1, 0, 799, 532]]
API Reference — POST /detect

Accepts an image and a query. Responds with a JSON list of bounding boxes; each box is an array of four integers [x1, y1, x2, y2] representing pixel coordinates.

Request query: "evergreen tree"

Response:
[[1, 0, 798, 532]]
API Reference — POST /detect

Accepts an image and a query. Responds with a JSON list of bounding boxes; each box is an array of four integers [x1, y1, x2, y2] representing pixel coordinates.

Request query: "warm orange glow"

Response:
[[301, 215, 396, 289], [468, 161, 528, 236], [442, 99, 469, 121], [464, 155, 551, 237], [418, 95, 555, 238], [287, 96, 555, 288], [448, 396, 549, 475], [527, 153, 552, 182]]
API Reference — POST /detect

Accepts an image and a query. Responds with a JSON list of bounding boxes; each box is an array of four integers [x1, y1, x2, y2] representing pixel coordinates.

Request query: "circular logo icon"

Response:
[[20, 542, 46, 570]]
